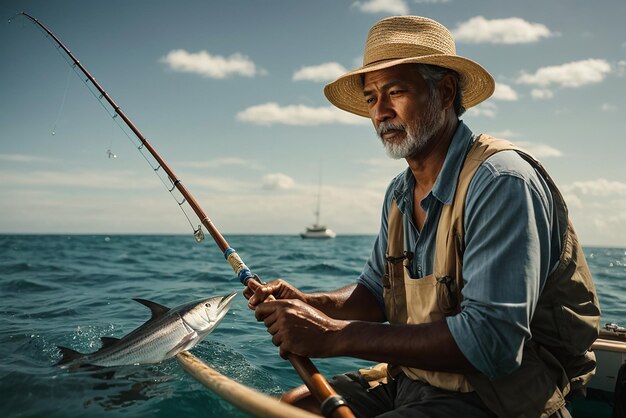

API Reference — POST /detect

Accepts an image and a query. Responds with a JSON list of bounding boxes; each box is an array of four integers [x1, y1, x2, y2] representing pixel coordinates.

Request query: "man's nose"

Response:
[[372, 96, 395, 123]]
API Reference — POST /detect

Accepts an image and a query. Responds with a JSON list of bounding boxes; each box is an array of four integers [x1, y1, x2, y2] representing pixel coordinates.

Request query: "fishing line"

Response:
[[51, 65, 72, 136], [12, 14, 202, 239], [107, 116, 117, 159], [86, 85, 201, 236]]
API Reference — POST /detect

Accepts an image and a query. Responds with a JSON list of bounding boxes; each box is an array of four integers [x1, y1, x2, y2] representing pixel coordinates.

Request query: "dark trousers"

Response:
[[329, 371, 496, 418], [614, 361, 626, 418]]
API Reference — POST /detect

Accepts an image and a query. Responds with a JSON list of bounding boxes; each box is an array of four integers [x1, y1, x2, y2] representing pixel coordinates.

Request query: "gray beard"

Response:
[[377, 92, 445, 159]]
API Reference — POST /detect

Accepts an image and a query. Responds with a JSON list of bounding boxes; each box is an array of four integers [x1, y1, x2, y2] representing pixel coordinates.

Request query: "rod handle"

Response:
[[288, 354, 354, 418], [246, 279, 354, 418]]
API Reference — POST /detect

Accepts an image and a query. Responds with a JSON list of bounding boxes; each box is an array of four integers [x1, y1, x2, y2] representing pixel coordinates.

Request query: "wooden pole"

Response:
[[177, 351, 320, 418]]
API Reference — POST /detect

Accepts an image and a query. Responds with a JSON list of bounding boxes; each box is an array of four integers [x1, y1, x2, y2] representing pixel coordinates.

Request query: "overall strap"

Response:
[[433, 134, 524, 287], [384, 199, 409, 324]]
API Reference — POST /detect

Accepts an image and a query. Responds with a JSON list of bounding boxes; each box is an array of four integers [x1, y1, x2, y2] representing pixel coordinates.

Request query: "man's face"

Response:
[[363, 64, 445, 159]]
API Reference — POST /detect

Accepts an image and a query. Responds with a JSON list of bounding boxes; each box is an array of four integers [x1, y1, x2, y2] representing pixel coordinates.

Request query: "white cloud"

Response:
[[516, 142, 563, 158], [361, 157, 406, 174], [531, 88, 554, 100], [452, 16, 553, 44], [293, 63, 348, 82], [362, 158, 405, 170], [490, 129, 521, 139], [492, 83, 518, 101], [465, 101, 497, 118], [236, 102, 368, 126], [561, 192, 583, 209], [590, 211, 626, 235], [517, 59, 611, 88], [184, 173, 253, 194], [177, 158, 258, 169], [160, 49, 262, 78], [262, 173, 295, 190], [561, 179, 626, 197], [0, 154, 57, 163], [601, 103, 617, 112], [560, 179, 626, 246], [352, 0, 409, 15], [0, 169, 157, 190]]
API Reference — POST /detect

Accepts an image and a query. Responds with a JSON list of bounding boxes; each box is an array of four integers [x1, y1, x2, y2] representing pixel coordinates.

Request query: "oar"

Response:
[[18, 12, 354, 418]]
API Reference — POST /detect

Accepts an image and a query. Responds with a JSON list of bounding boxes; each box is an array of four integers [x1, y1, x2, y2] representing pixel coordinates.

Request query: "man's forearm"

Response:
[[305, 283, 385, 322], [331, 318, 477, 373]]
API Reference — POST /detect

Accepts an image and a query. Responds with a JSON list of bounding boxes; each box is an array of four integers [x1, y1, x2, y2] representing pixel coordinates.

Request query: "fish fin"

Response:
[[56, 345, 85, 366], [99, 336, 121, 350], [165, 331, 198, 358], [133, 298, 170, 320]]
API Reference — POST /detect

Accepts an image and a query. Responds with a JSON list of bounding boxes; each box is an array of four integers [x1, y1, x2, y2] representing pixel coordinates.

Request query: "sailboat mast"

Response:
[[300, 161, 335, 238], [315, 165, 322, 226]]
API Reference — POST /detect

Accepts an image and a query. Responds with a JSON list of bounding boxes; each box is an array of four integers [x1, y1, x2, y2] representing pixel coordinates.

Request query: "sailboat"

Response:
[[300, 168, 336, 239]]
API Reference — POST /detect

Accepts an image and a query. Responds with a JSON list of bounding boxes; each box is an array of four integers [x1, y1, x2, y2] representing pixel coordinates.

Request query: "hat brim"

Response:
[[324, 55, 495, 118]]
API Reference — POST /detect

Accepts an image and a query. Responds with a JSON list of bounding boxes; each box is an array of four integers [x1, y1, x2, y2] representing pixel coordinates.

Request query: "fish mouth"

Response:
[[218, 291, 237, 311]]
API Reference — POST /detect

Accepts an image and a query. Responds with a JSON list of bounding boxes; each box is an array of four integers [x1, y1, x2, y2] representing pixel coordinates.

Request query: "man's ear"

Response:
[[439, 75, 457, 110]]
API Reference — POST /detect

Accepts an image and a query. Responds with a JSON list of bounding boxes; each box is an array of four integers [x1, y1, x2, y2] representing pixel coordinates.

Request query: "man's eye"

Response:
[[365, 97, 375, 104]]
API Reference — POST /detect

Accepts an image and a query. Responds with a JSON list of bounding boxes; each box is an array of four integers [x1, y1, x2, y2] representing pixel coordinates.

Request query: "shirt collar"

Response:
[[431, 120, 474, 205], [392, 121, 475, 208]]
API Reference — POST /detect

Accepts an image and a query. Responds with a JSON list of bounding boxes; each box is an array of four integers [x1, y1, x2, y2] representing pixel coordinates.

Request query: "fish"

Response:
[[56, 291, 237, 368]]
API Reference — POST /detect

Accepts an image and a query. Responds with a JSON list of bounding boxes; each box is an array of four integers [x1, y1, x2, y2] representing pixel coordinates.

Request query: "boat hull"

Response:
[[300, 228, 336, 239]]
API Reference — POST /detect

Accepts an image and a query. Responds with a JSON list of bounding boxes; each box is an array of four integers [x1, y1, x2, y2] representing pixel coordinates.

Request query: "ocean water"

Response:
[[1, 234, 624, 418]]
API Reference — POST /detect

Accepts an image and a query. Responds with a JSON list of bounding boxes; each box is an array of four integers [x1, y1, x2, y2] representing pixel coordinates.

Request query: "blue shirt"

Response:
[[358, 121, 561, 380]]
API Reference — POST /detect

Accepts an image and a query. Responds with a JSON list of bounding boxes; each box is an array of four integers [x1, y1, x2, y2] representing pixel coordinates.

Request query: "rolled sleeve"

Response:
[[446, 151, 555, 380], [358, 268, 384, 309]]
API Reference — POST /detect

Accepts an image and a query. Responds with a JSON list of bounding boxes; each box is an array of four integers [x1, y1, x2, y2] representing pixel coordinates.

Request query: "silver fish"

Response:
[[57, 292, 237, 368]]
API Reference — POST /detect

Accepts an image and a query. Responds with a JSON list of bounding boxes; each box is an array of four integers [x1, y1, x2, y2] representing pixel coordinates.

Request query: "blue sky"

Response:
[[1, 0, 625, 247]]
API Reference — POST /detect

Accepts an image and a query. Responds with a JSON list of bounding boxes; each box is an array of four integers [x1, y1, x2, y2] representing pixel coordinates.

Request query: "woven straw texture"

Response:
[[324, 16, 495, 118]]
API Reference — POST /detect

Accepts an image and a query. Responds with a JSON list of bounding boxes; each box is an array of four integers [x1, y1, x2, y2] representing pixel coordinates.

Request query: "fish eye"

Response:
[[205, 303, 211, 308]]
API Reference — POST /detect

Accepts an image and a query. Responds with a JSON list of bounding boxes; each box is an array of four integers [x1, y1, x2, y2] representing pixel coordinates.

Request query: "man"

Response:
[[245, 16, 600, 418]]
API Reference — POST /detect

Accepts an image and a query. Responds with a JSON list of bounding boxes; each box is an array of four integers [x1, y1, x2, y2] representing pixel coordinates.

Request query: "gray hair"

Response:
[[415, 64, 466, 117]]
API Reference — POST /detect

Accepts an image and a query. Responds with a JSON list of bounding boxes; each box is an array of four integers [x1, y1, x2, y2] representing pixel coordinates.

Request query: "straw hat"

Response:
[[324, 16, 495, 117]]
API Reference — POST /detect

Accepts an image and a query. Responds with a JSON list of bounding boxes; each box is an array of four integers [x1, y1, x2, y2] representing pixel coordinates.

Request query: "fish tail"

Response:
[[55, 345, 85, 366]]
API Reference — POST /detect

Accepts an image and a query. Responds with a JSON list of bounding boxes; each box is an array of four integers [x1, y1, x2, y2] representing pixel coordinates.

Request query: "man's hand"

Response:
[[254, 298, 348, 359], [244, 278, 306, 309]]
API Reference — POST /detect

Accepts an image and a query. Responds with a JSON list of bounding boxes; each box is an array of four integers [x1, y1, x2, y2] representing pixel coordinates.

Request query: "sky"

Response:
[[1, 0, 625, 247]]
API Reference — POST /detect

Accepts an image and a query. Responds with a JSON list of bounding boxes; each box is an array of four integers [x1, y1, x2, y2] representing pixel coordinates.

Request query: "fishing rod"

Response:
[[14, 12, 353, 418]]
